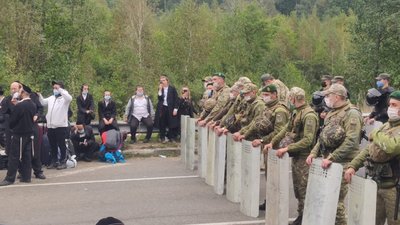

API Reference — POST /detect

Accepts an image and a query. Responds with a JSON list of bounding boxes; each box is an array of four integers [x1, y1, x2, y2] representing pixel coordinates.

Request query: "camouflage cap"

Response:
[[320, 124, 346, 150], [237, 76, 252, 84], [321, 75, 333, 81], [332, 76, 344, 82], [230, 84, 241, 92], [261, 84, 277, 93], [322, 83, 347, 97], [241, 83, 258, 94], [260, 73, 274, 82], [203, 98, 217, 111], [390, 90, 400, 101], [202, 76, 212, 82], [375, 73, 391, 80], [289, 87, 305, 100]]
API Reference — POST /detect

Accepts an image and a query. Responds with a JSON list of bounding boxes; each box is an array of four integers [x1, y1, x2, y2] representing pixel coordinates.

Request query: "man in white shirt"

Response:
[[124, 86, 154, 144], [39, 81, 72, 170]]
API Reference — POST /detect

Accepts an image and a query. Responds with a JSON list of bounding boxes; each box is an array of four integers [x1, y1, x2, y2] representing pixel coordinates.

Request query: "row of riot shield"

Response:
[[180, 115, 379, 225]]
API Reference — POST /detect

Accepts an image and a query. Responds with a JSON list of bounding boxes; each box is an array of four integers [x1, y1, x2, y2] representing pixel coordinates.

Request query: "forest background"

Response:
[[0, 0, 399, 118]]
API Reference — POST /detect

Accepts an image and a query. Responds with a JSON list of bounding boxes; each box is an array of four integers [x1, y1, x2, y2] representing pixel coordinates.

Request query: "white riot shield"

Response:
[[186, 118, 196, 170], [180, 115, 188, 162], [266, 150, 290, 225], [205, 128, 216, 186], [197, 126, 208, 178], [226, 133, 242, 203], [213, 134, 227, 195], [347, 175, 377, 225], [240, 140, 261, 218], [302, 158, 343, 225]]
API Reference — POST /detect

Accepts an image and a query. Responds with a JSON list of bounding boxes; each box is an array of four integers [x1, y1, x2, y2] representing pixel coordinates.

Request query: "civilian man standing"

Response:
[[0, 84, 36, 186], [39, 81, 72, 170], [154, 75, 179, 143]]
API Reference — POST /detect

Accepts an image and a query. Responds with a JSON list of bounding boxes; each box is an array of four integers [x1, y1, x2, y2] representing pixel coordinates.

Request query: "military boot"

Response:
[[290, 214, 302, 225]]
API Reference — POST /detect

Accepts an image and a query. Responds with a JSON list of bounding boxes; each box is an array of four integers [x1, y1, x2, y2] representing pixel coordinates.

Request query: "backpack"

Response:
[[101, 129, 122, 151]]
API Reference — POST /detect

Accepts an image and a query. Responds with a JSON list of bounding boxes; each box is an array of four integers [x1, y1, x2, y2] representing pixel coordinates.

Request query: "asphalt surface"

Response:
[[0, 156, 299, 225]]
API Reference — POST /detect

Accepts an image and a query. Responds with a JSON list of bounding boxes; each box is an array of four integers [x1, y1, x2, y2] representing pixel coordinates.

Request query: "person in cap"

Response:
[[365, 73, 394, 124], [231, 83, 265, 140], [70, 120, 99, 162], [39, 80, 72, 170], [96, 217, 124, 225], [320, 75, 333, 91], [237, 84, 290, 210], [198, 82, 214, 110], [0, 83, 36, 186], [332, 76, 351, 99], [306, 83, 363, 225], [344, 90, 400, 225], [260, 73, 289, 103], [264, 87, 318, 224], [197, 72, 230, 127]]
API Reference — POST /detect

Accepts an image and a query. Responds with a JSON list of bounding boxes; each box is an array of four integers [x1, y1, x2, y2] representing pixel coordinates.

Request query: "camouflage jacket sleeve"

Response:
[[348, 148, 369, 170], [240, 101, 265, 135], [262, 108, 289, 144], [212, 101, 231, 122], [220, 99, 238, 127], [330, 109, 362, 162], [204, 87, 230, 123], [271, 123, 289, 148], [287, 113, 318, 154], [310, 140, 321, 157], [370, 127, 400, 155]]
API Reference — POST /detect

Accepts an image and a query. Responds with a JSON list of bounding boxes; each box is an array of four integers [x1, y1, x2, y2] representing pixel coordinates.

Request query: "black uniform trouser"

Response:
[[47, 127, 68, 163], [30, 124, 42, 175], [159, 106, 178, 141], [129, 116, 153, 141], [5, 134, 32, 182], [73, 141, 99, 159], [98, 119, 119, 135]]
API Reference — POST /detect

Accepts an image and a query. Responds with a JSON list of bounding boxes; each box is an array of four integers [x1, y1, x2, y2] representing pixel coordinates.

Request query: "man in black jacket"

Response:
[[154, 75, 180, 143], [98, 90, 119, 134], [77, 84, 95, 125], [0, 83, 36, 186], [70, 121, 99, 162]]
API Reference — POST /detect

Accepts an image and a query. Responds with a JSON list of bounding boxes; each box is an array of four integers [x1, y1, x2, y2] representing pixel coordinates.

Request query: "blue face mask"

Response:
[[376, 80, 384, 89], [53, 89, 60, 96], [104, 96, 111, 101]]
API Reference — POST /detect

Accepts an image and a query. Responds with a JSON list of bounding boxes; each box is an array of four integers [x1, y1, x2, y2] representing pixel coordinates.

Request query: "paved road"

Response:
[[0, 157, 299, 225]]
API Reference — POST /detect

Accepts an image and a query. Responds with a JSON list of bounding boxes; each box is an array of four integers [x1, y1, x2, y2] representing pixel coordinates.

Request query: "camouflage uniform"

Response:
[[348, 119, 400, 225], [219, 95, 246, 129], [272, 101, 318, 216], [199, 98, 216, 120], [198, 76, 213, 109], [310, 100, 363, 225], [272, 79, 289, 103], [201, 84, 230, 122]]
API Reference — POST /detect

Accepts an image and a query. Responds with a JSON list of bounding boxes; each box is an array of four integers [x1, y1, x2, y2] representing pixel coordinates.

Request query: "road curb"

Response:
[[123, 148, 181, 157]]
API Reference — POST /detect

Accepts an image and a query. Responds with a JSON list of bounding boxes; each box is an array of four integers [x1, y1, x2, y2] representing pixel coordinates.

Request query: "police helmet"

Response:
[[366, 88, 382, 106], [312, 91, 325, 106]]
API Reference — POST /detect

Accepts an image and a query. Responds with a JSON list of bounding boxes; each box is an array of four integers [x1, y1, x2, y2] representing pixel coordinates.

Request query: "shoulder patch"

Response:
[[276, 113, 283, 123]]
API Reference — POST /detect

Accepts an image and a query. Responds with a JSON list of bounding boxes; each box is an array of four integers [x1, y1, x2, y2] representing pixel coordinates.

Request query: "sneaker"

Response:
[[56, 162, 67, 170], [0, 180, 13, 186], [290, 215, 303, 225], [47, 162, 58, 169], [259, 200, 266, 211], [34, 173, 46, 179]]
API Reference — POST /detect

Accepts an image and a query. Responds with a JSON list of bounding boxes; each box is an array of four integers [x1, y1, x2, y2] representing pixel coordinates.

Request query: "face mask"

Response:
[[207, 90, 213, 97], [104, 96, 111, 101], [288, 101, 295, 111], [53, 89, 60, 96], [78, 129, 85, 134], [213, 82, 220, 90], [376, 80, 384, 89], [136, 92, 144, 97], [324, 97, 334, 108], [229, 93, 236, 100], [82, 90, 88, 95], [12, 91, 20, 99], [244, 95, 252, 102], [321, 81, 327, 88], [387, 107, 400, 120], [263, 96, 272, 103]]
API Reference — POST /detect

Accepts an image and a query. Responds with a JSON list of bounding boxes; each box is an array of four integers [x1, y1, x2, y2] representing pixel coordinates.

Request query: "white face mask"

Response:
[[213, 82, 220, 90], [12, 91, 20, 99], [229, 93, 236, 100], [82, 90, 88, 95], [324, 97, 334, 108], [244, 95, 252, 102], [263, 96, 271, 103], [387, 107, 400, 120]]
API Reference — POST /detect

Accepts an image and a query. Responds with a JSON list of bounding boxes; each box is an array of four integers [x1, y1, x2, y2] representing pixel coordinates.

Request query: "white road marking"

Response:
[[0, 175, 199, 189]]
